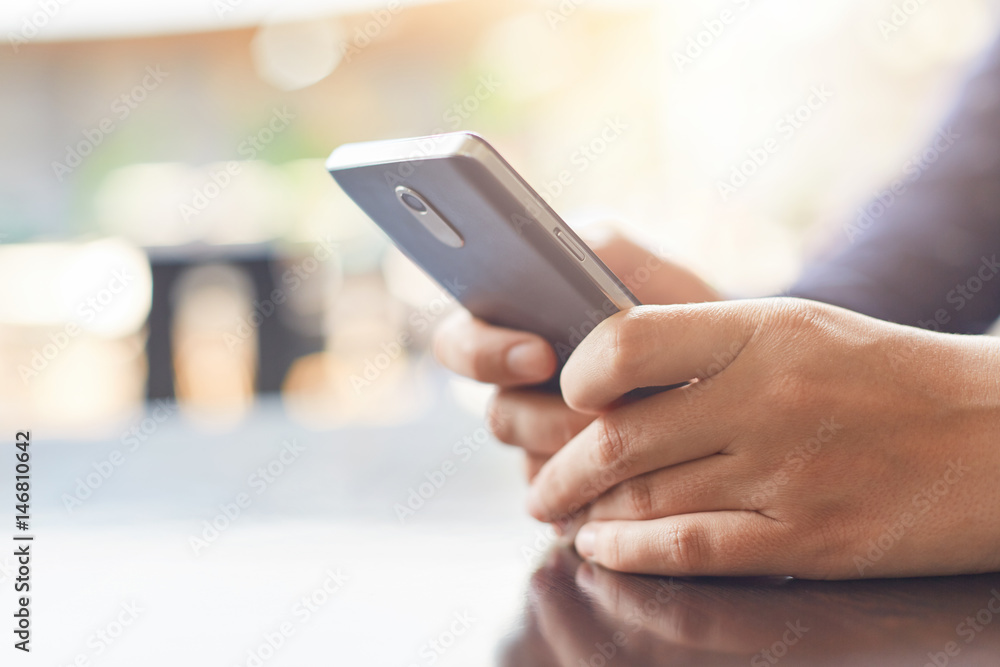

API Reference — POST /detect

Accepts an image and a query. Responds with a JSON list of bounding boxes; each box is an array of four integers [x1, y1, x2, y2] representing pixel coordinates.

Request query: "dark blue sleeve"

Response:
[[788, 41, 1000, 335]]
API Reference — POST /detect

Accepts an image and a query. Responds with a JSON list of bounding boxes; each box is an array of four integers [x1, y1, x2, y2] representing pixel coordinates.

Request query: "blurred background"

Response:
[[3, 0, 1000, 436]]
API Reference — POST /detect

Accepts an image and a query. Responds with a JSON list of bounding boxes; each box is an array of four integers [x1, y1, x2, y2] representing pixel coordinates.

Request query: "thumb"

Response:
[[561, 300, 764, 413]]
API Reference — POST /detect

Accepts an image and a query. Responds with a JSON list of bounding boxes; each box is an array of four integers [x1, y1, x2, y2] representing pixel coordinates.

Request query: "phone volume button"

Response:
[[554, 229, 585, 262]]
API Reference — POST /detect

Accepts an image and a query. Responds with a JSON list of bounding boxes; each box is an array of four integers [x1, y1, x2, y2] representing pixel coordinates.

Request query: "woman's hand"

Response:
[[433, 228, 720, 480], [526, 297, 1000, 579]]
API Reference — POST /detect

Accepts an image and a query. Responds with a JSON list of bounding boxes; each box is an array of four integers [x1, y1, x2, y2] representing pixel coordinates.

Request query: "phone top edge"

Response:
[[326, 132, 490, 172], [326, 132, 640, 311]]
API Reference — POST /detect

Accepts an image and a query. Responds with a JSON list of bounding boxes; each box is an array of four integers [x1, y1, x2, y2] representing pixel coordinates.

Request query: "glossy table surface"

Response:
[[20, 380, 1000, 666]]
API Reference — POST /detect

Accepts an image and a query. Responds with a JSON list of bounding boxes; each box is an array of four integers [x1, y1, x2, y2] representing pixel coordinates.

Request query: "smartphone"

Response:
[[326, 132, 640, 384]]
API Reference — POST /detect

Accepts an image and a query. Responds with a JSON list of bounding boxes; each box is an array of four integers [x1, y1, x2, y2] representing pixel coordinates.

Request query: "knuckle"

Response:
[[592, 415, 633, 472], [602, 310, 647, 386], [599, 527, 628, 570], [766, 296, 821, 328], [763, 298, 839, 352], [622, 477, 655, 519], [752, 298, 843, 420], [662, 523, 709, 574]]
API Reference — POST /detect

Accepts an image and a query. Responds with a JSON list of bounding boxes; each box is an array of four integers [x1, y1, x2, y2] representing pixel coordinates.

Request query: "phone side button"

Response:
[[554, 229, 585, 261]]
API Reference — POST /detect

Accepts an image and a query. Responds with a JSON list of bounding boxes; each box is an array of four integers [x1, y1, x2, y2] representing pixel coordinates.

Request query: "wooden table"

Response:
[[26, 381, 1000, 665]]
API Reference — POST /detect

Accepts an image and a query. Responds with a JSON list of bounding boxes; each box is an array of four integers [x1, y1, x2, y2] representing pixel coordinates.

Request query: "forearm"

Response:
[[790, 40, 1000, 335]]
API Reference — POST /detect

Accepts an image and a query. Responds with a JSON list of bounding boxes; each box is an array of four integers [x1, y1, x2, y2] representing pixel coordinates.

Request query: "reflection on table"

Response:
[[502, 548, 1000, 666]]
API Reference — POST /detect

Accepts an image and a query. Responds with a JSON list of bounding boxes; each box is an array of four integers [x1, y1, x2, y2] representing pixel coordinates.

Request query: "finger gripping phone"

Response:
[[326, 132, 640, 383]]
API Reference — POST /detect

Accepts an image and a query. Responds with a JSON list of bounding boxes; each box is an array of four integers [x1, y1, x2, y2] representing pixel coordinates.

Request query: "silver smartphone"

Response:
[[326, 132, 640, 382]]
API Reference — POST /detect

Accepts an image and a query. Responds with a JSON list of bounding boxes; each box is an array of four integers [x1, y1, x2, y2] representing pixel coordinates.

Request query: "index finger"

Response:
[[526, 381, 738, 524]]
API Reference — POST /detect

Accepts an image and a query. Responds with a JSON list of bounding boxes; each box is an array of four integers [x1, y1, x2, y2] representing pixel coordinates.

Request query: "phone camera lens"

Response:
[[399, 191, 427, 213]]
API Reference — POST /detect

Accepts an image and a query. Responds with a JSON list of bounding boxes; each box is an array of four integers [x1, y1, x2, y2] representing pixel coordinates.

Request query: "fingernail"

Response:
[[506, 342, 547, 380], [575, 525, 596, 559]]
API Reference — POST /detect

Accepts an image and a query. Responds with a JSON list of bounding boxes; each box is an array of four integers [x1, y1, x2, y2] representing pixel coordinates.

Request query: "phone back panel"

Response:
[[330, 151, 631, 367]]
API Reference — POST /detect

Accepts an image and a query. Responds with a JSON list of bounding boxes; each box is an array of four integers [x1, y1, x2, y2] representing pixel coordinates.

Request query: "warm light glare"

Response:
[[0, 238, 152, 337], [252, 19, 345, 91]]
